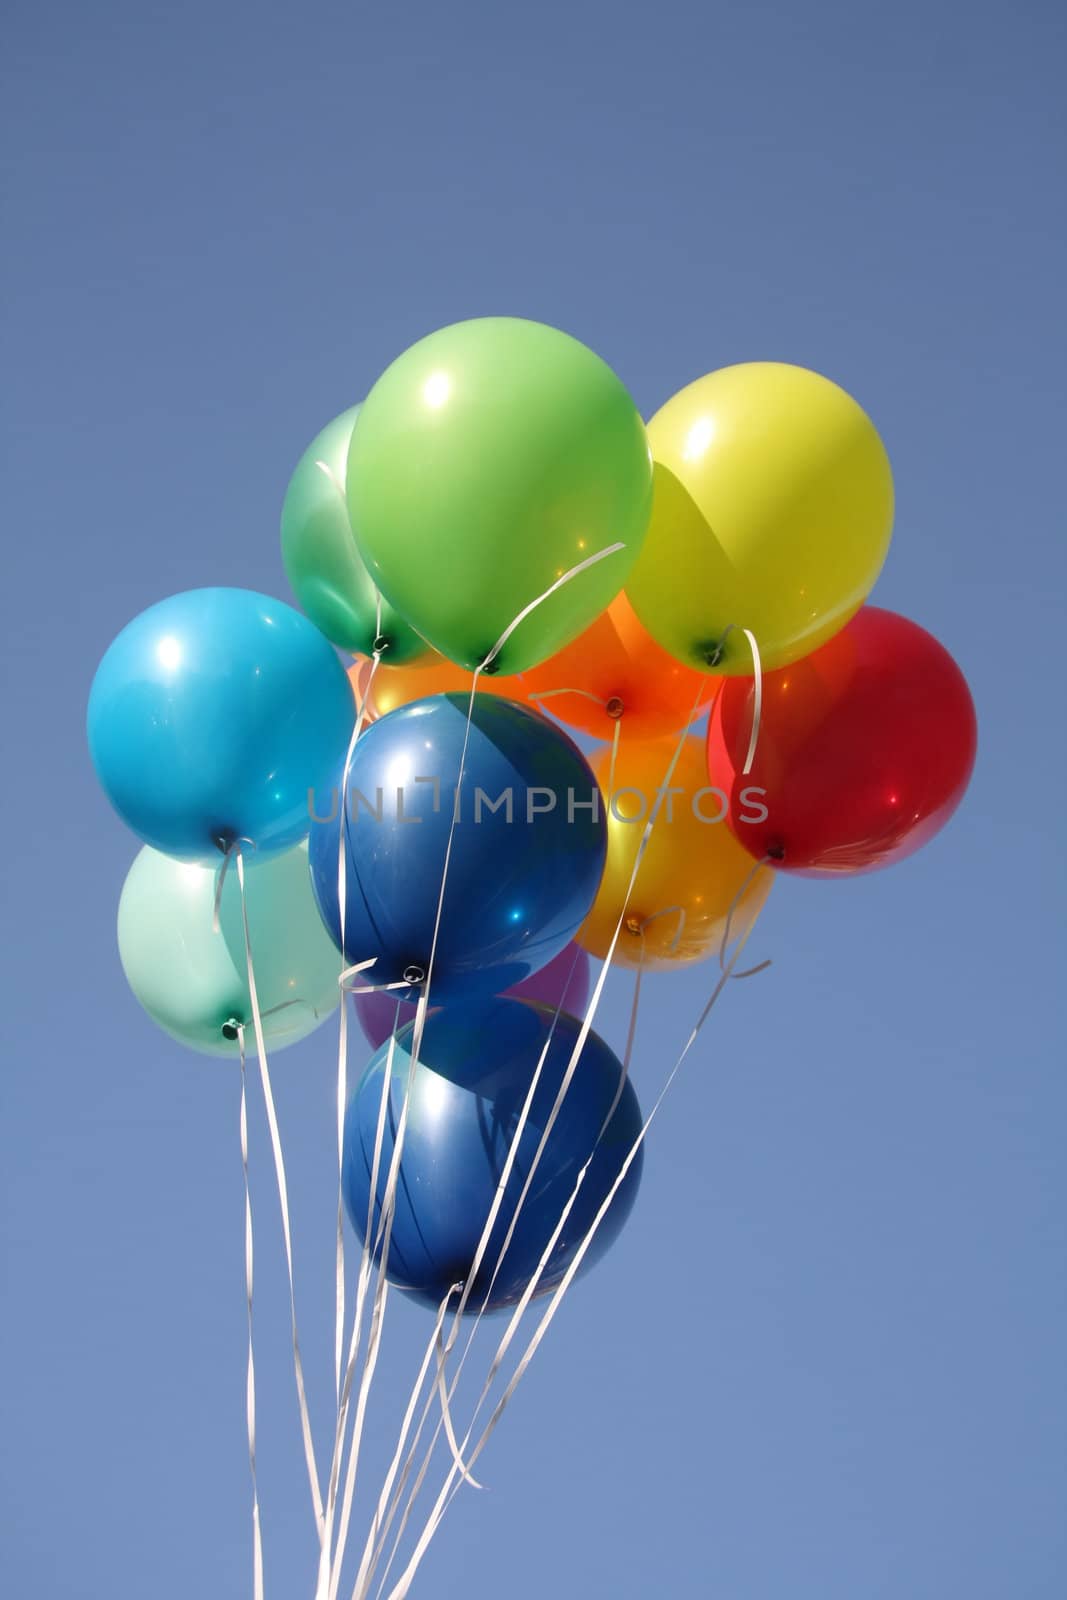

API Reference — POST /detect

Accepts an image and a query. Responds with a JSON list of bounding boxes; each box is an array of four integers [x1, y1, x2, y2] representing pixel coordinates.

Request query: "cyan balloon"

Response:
[[308, 694, 606, 1004], [342, 999, 644, 1311], [281, 406, 429, 663], [118, 841, 340, 1058], [88, 588, 355, 861]]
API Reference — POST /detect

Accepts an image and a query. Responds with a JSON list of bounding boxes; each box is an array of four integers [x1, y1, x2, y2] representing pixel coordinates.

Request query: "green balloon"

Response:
[[117, 842, 340, 1058], [281, 406, 429, 663], [346, 319, 653, 674]]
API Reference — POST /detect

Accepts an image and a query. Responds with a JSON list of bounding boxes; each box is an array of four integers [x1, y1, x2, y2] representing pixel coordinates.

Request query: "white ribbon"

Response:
[[384, 917, 767, 1598], [234, 848, 324, 1531], [235, 1026, 264, 1600], [360, 694, 707, 1596]]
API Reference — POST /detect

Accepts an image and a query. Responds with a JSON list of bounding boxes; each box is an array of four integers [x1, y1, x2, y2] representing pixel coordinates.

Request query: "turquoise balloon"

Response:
[[117, 842, 340, 1058], [281, 406, 429, 663], [87, 587, 355, 862]]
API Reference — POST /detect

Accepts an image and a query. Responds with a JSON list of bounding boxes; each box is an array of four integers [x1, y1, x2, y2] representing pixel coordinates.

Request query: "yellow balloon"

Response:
[[626, 363, 894, 674], [577, 736, 772, 970]]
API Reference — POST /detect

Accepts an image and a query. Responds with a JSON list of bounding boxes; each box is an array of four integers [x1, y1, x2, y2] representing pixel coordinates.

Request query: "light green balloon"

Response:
[[117, 842, 340, 1058], [346, 319, 654, 675], [281, 406, 429, 664]]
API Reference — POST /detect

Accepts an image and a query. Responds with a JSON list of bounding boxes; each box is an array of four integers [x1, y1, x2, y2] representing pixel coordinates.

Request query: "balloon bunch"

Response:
[[88, 317, 976, 1599]]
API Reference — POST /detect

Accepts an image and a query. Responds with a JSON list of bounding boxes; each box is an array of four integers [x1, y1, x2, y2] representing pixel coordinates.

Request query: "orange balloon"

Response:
[[351, 652, 529, 720], [577, 735, 772, 970], [522, 593, 716, 742], [348, 656, 380, 722]]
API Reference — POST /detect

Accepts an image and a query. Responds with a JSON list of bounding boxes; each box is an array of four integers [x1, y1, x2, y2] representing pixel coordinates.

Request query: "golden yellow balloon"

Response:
[[577, 736, 772, 970], [626, 363, 894, 674]]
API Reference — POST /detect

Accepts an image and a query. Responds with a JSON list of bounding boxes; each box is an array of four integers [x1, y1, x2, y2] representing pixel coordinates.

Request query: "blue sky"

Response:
[[2, 2, 1064, 1596]]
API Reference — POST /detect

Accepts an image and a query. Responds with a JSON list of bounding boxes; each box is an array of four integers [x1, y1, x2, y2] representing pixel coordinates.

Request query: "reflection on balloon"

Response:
[[87, 588, 355, 861], [578, 735, 772, 969], [707, 605, 977, 875], [626, 363, 893, 675], [346, 317, 653, 673], [342, 1000, 643, 1311], [118, 842, 339, 1057], [309, 695, 607, 1003]]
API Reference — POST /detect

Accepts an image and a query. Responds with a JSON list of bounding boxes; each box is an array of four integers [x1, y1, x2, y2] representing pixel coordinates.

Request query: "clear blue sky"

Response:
[[2, 2, 1064, 1596]]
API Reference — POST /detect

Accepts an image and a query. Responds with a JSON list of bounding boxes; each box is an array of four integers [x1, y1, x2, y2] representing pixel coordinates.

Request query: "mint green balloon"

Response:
[[346, 319, 654, 675], [117, 842, 340, 1058], [281, 406, 429, 663]]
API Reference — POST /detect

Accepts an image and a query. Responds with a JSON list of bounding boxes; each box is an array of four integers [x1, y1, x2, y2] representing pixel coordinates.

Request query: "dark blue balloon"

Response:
[[309, 694, 606, 1003], [342, 999, 643, 1311], [87, 588, 355, 861]]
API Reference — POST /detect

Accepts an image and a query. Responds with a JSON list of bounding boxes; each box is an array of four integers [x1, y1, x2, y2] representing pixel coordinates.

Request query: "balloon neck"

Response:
[[481, 657, 500, 677], [221, 1018, 243, 1041], [765, 843, 785, 864], [698, 638, 727, 669], [213, 829, 238, 854], [605, 696, 624, 720], [403, 964, 426, 986], [372, 634, 391, 656], [624, 916, 642, 936]]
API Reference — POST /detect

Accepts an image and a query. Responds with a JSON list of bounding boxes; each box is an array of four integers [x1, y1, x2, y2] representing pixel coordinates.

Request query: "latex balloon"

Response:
[[343, 1000, 643, 1311], [309, 695, 607, 1003], [352, 940, 592, 1051], [522, 591, 715, 742], [281, 406, 429, 663], [578, 735, 772, 969], [706, 606, 978, 875], [626, 363, 894, 674], [88, 589, 355, 861], [346, 318, 653, 674], [363, 651, 528, 720], [118, 842, 340, 1057]]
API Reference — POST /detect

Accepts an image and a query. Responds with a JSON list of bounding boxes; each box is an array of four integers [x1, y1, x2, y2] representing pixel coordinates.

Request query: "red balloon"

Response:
[[707, 606, 977, 876]]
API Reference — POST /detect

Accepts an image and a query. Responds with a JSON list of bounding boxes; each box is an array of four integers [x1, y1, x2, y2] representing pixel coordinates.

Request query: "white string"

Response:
[[718, 855, 773, 981], [363, 691, 707, 1594], [235, 1026, 264, 1600], [329, 549, 634, 1592], [349, 1287, 462, 1600], [740, 626, 763, 776], [481, 544, 625, 672], [327, 664, 485, 1595], [336, 651, 383, 1409], [234, 847, 324, 1531], [385, 916, 766, 1598], [318, 1005, 402, 1600]]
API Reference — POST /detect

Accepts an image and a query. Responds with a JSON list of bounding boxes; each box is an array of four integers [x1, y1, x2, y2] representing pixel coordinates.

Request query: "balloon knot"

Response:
[[624, 916, 642, 936], [403, 963, 426, 986], [605, 696, 624, 720], [372, 634, 391, 655], [221, 1018, 242, 1041], [765, 842, 785, 863]]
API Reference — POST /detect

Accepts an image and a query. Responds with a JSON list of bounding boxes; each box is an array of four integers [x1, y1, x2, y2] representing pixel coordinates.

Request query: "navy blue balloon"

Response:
[[309, 694, 607, 1003], [342, 999, 643, 1311], [87, 588, 355, 861]]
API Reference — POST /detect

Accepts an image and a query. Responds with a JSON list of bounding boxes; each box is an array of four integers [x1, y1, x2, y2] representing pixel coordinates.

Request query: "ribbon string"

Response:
[[359, 691, 708, 1596], [236, 1027, 264, 1600], [384, 915, 767, 1598], [234, 847, 325, 1532]]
